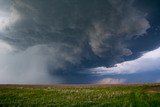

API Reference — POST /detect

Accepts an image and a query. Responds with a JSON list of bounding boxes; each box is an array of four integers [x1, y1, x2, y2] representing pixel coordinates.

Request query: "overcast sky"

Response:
[[0, 0, 160, 84]]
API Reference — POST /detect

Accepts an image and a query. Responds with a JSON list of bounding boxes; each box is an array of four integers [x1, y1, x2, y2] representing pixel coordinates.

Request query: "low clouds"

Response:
[[97, 78, 126, 84], [90, 47, 160, 75], [0, 0, 153, 83]]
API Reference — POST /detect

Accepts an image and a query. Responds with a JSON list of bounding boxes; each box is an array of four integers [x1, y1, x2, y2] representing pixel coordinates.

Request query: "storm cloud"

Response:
[[0, 0, 154, 83]]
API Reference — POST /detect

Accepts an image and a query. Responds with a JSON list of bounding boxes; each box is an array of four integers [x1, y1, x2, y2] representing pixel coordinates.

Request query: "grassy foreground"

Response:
[[0, 84, 160, 107]]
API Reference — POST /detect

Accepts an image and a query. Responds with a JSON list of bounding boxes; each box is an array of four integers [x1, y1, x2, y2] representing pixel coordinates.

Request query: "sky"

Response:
[[0, 0, 160, 84]]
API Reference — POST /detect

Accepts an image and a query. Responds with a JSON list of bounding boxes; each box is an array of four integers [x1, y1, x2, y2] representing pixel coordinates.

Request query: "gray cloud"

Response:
[[0, 0, 150, 83], [88, 0, 150, 56], [0, 43, 62, 83]]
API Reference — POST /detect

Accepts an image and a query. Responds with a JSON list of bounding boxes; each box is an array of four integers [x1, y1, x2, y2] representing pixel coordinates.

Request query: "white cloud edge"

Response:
[[90, 47, 160, 75]]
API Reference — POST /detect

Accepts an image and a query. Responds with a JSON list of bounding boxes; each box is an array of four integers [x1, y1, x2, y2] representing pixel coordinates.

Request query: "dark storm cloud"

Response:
[[5, 0, 150, 61], [0, 0, 151, 83]]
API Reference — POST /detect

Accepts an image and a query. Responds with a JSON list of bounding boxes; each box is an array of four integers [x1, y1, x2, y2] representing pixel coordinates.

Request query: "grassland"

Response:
[[0, 84, 160, 107]]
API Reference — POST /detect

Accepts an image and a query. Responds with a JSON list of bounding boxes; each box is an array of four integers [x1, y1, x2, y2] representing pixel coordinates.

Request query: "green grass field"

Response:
[[0, 84, 160, 107]]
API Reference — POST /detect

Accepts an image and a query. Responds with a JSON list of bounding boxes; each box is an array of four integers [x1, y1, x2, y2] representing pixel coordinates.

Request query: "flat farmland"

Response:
[[0, 84, 160, 107]]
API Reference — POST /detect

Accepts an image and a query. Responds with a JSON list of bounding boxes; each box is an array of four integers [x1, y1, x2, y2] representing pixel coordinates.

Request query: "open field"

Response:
[[0, 84, 160, 107]]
